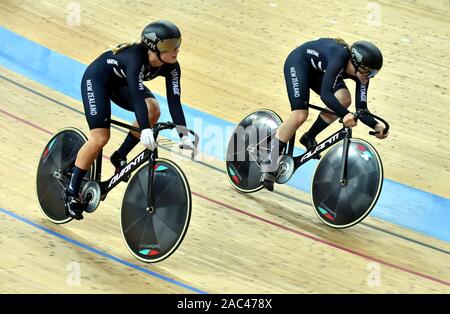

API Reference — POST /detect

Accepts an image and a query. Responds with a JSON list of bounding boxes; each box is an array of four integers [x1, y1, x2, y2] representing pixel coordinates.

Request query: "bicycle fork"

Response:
[[146, 149, 157, 213], [339, 129, 352, 186]]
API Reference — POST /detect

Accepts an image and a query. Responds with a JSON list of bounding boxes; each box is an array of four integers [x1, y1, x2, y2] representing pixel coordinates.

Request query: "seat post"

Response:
[[95, 148, 103, 182], [287, 133, 295, 156]]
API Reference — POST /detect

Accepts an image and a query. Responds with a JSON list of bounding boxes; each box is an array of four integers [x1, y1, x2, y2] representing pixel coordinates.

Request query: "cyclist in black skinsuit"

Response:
[[65, 20, 195, 220], [261, 38, 389, 191]]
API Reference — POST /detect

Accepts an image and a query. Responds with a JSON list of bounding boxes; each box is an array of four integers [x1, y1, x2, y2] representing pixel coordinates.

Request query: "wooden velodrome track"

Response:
[[1, 0, 449, 293]]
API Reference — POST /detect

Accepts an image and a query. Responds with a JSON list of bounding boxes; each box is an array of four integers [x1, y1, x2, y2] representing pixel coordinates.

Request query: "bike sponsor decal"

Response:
[[318, 206, 336, 221], [357, 144, 366, 152], [360, 151, 373, 161], [228, 166, 241, 184], [300, 133, 340, 163], [354, 144, 373, 161], [139, 243, 161, 256], [139, 249, 160, 256], [43, 138, 57, 160], [108, 151, 146, 188], [154, 165, 169, 171]]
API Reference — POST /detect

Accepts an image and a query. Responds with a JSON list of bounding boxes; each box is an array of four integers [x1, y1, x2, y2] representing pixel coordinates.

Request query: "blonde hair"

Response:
[[111, 41, 142, 54], [334, 38, 349, 49]]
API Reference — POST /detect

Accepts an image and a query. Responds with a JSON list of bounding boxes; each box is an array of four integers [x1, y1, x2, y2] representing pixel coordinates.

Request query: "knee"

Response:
[[150, 106, 161, 120], [334, 89, 352, 108], [340, 97, 351, 108], [289, 110, 308, 128], [146, 98, 161, 122], [90, 133, 110, 148]]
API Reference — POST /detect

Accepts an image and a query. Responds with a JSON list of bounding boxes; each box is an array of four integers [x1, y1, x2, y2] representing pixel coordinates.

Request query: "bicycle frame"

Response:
[[287, 127, 353, 185], [55, 120, 156, 211], [95, 148, 155, 199], [250, 105, 389, 186], [58, 118, 198, 212], [244, 124, 351, 186], [93, 119, 163, 212], [288, 105, 388, 185]]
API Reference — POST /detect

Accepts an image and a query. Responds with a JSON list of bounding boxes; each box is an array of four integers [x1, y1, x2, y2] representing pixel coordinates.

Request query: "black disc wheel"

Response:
[[36, 128, 94, 224], [225, 109, 282, 193], [121, 158, 191, 263], [311, 139, 383, 228]]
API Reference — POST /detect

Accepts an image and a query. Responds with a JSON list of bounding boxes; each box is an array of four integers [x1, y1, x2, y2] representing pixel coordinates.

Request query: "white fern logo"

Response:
[[310, 59, 324, 71]]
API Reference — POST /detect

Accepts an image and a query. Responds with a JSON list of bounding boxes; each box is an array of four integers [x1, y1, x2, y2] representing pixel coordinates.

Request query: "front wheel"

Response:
[[311, 139, 383, 228], [121, 158, 191, 263]]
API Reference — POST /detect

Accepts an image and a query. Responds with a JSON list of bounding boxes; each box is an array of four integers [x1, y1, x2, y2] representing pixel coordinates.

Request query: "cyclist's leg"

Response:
[[261, 52, 310, 190], [323, 83, 351, 123], [127, 97, 161, 138], [261, 108, 308, 172], [303, 80, 350, 142], [111, 85, 160, 166], [65, 73, 111, 219]]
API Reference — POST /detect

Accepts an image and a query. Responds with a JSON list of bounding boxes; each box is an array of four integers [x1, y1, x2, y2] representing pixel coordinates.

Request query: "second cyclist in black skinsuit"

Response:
[[261, 38, 389, 191]]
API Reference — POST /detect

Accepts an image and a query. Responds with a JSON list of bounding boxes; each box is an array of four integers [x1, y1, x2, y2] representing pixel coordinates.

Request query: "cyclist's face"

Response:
[[160, 48, 179, 64], [356, 70, 370, 84], [357, 65, 379, 83]]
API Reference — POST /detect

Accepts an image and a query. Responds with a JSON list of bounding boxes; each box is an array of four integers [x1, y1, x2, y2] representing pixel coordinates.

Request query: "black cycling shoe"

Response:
[[260, 172, 276, 192], [300, 132, 321, 159], [260, 158, 280, 192], [110, 151, 130, 182], [64, 190, 84, 220]]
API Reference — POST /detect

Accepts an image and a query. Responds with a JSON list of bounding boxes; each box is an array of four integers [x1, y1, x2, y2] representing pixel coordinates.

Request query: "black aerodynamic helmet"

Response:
[[350, 41, 383, 77], [141, 20, 181, 54]]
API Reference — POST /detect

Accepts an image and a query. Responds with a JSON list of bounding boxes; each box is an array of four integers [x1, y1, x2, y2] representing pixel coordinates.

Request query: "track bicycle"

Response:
[[36, 119, 199, 262], [225, 105, 389, 228]]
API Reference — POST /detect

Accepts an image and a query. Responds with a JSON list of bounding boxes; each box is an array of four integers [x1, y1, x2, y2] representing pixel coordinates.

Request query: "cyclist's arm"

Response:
[[355, 80, 378, 129], [320, 52, 351, 118], [165, 62, 188, 137], [126, 61, 151, 130]]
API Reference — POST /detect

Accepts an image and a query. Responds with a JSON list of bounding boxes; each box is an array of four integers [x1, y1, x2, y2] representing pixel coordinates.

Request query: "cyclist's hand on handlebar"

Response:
[[374, 123, 389, 139], [140, 128, 157, 150], [178, 135, 197, 155], [343, 113, 358, 128]]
